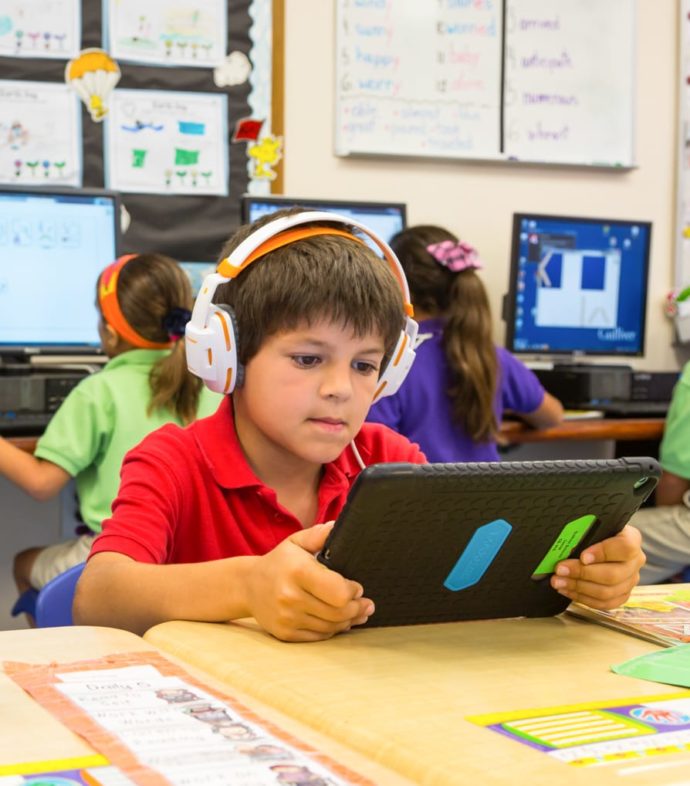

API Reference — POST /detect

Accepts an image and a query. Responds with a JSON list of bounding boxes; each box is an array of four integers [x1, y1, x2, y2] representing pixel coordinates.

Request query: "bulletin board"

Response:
[[335, 0, 635, 168], [0, 0, 284, 262]]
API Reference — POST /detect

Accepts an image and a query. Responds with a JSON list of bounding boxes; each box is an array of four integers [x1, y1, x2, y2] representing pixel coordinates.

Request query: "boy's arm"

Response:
[[549, 524, 645, 609], [74, 523, 373, 640], [0, 437, 72, 500]]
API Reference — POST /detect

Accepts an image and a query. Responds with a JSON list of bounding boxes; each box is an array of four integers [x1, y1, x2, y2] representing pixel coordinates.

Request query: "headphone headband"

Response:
[[217, 226, 367, 279], [185, 211, 418, 398], [98, 254, 173, 350]]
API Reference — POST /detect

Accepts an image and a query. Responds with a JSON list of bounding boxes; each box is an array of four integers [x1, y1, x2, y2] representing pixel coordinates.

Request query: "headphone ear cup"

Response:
[[373, 318, 418, 402], [186, 303, 240, 395], [215, 304, 244, 389]]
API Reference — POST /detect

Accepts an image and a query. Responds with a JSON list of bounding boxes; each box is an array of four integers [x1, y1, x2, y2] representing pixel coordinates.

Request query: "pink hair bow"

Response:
[[426, 240, 483, 272]]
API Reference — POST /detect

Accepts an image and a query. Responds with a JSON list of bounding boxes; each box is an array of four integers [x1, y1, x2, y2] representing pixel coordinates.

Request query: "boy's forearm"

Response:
[[74, 554, 260, 635]]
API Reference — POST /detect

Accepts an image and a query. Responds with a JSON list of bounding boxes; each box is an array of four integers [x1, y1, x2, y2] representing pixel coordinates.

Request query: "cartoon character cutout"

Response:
[[248, 134, 283, 180], [65, 48, 121, 122]]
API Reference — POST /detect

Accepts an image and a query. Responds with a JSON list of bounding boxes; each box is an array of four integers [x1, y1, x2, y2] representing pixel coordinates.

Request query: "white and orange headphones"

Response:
[[185, 211, 418, 401]]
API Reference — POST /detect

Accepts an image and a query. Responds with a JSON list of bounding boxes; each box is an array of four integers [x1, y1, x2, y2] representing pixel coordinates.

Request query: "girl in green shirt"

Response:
[[3, 253, 220, 604]]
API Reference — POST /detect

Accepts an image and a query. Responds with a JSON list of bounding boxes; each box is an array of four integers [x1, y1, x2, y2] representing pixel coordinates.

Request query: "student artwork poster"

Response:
[[0, 80, 82, 186], [104, 88, 228, 197], [105, 0, 227, 68], [0, 0, 81, 59]]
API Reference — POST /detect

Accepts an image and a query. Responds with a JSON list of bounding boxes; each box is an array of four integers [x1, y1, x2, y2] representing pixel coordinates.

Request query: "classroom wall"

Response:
[[282, 0, 683, 371]]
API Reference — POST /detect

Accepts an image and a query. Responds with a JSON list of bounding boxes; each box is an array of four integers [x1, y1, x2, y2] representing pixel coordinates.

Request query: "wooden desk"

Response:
[[7, 436, 38, 454], [0, 626, 412, 784], [500, 418, 665, 444], [8, 418, 666, 454], [145, 615, 690, 786]]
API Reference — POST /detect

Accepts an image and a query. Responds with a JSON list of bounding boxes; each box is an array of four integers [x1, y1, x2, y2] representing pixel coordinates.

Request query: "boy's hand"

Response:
[[550, 524, 646, 610], [245, 523, 375, 642]]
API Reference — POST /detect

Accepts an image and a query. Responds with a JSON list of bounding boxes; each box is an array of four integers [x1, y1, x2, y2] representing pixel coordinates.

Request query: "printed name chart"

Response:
[[6, 652, 368, 786]]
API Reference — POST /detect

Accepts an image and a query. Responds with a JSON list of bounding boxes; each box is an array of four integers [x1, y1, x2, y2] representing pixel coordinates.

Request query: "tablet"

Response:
[[317, 457, 660, 627]]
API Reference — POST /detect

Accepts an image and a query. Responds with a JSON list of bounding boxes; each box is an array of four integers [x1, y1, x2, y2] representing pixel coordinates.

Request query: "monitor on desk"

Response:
[[240, 195, 407, 255], [0, 186, 121, 357], [504, 213, 652, 359], [178, 261, 216, 296]]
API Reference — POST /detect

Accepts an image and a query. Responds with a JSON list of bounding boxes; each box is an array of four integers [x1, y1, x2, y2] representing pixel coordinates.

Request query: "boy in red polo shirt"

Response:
[[75, 209, 646, 640]]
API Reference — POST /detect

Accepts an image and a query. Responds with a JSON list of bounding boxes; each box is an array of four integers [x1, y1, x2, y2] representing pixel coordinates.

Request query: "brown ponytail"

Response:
[[389, 226, 498, 443], [99, 253, 203, 424], [443, 272, 498, 442]]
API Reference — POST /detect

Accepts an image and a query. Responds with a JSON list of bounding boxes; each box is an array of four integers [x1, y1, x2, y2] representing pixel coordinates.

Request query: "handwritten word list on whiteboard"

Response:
[[335, 0, 635, 168]]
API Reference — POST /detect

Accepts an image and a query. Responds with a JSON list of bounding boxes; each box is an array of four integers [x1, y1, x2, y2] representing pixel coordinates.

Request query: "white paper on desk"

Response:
[[56, 664, 165, 682], [55, 665, 351, 786]]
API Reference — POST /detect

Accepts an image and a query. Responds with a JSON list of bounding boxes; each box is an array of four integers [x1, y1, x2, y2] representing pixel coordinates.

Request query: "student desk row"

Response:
[[7, 417, 666, 454], [1, 619, 686, 786], [0, 626, 413, 785], [500, 418, 665, 444]]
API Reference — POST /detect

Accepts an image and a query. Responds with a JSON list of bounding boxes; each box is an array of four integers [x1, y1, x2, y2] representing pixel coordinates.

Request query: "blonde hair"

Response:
[[97, 253, 202, 424], [389, 226, 498, 442]]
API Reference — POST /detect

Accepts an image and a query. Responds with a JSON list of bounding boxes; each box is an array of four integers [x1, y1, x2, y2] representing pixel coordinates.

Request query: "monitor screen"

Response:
[[0, 187, 121, 355], [504, 213, 652, 358], [240, 195, 407, 255], [178, 260, 216, 296]]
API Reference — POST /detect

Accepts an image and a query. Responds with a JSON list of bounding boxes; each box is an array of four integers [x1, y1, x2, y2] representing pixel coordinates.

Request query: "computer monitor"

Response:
[[504, 213, 652, 359], [240, 195, 407, 255], [0, 186, 121, 356], [178, 260, 216, 297]]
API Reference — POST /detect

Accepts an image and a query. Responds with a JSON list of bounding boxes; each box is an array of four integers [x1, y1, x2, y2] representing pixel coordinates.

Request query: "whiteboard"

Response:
[[335, 0, 635, 168]]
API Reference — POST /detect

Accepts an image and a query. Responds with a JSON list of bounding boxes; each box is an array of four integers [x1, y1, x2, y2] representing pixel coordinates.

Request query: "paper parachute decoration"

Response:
[[65, 48, 121, 123]]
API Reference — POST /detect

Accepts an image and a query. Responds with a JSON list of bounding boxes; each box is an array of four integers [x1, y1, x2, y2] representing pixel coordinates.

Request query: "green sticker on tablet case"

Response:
[[532, 514, 597, 577]]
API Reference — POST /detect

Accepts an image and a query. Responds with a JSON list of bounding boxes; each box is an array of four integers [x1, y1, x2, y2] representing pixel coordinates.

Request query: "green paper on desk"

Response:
[[613, 644, 690, 686]]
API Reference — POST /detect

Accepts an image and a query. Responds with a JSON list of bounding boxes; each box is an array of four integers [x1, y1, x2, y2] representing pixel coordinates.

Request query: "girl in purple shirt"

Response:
[[368, 225, 563, 462]]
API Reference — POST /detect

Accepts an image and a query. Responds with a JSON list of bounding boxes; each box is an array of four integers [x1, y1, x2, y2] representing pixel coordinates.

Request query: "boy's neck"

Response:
[[232, 398, 322, 523]]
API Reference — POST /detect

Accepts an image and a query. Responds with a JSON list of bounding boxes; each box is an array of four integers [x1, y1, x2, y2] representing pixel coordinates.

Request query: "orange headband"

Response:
[[216, 227, 367, 279], [98, 254, 173, 349]]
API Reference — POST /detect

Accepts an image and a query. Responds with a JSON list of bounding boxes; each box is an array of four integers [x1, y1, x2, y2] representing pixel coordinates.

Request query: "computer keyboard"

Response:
[[0, 412, 52, 436], [598, 401, 669, 417]]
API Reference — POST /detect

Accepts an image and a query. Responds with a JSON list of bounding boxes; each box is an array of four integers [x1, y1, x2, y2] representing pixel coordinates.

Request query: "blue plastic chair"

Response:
[[10, 562, 85, 627]]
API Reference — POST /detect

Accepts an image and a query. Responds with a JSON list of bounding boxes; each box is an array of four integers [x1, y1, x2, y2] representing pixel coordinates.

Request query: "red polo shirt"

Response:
[[91, 397, 426, 565]]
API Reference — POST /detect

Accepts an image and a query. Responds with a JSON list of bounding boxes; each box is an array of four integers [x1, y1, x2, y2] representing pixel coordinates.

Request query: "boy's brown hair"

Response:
[[215, 208, 405, 368]]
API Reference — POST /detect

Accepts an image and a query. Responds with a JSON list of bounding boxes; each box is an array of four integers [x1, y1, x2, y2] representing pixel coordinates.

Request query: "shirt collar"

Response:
[[192, 396, 360, 491], [104, 348, 171, 370]]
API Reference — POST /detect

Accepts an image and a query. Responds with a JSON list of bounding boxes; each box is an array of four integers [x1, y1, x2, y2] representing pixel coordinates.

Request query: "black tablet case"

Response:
[[317, 457, 660, 627]]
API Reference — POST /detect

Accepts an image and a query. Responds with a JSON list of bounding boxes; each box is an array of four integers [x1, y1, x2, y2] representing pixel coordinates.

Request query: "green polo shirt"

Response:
[[659, 361, 690, 480], [34, 349, 222, 532]]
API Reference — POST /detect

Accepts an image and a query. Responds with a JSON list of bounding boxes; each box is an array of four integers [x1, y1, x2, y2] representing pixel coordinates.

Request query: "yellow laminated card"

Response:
[[468, 691, 690, 766]]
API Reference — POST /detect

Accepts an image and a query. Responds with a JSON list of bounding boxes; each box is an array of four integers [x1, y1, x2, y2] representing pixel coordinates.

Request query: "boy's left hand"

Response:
[[550, 524, 645, 610]]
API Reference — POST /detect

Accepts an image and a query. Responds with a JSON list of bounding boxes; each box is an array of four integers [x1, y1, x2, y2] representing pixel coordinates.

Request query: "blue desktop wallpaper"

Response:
[[509, 215, 651, 356]]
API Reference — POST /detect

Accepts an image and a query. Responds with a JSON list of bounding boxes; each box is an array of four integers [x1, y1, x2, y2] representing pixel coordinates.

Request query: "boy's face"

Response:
[[233, 318, 386, 470]]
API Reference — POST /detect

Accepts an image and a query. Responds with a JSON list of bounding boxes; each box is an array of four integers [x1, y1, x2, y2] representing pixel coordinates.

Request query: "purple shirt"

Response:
[[367, 318, 546, 462]]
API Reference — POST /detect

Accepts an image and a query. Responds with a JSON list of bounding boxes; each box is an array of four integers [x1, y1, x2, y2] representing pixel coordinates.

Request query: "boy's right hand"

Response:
[[245, 523, 375, 642]]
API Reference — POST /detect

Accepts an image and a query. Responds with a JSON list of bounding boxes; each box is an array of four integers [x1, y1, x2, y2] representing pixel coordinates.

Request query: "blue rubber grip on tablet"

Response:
[[444, 519, 512, 591]]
